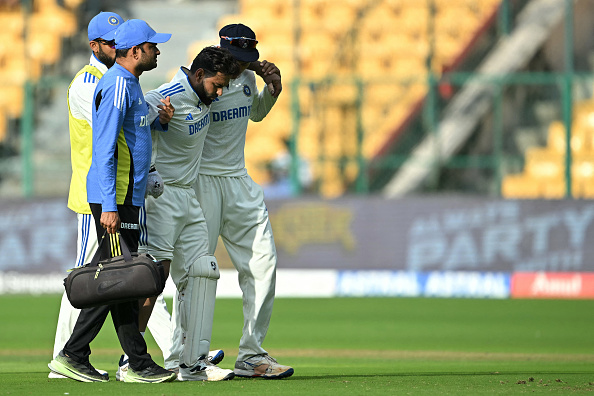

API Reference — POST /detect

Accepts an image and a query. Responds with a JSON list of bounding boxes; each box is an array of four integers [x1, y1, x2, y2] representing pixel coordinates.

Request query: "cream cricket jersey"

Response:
[[67, 53, 108, 214], [199, 69, 277, 177], [145, 67, 212, 187]]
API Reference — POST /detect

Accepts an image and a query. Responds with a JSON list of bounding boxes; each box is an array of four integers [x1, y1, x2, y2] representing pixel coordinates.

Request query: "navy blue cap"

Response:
[[219, 23, 259, 62]]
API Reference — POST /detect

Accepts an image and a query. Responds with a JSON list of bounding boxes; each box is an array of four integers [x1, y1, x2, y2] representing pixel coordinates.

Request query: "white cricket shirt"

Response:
[[145, 67, 212, 187], [199, 69, 277, 177], [69, 53, 108, 124]]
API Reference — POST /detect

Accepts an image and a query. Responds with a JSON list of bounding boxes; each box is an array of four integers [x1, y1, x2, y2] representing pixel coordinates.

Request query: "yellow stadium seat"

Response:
[[392, 56, 428, 79], [257, 43, 293, 63], [244, 157, 270, 185], [218, 14, 293, 45], [320, 83, 358, 105], [0, 84, 25, 118], [325, 5, 358, 36], [0, 64, 27, 87], [245, 132, 285, 163], [33, 0, 58, 11], [361, 102, 384, 128], [29, 7, 77, 37], [360, 6, 399, 38], [27, 30, 62, 66], [501, 174, 541, 199], [539, 177, 579, 198], [572, 152, 594, 180], [524, 147, 564, 179], [541, 178, 566, 199], [298, 31, 334, 52], [399, 6, 429, 40], [298, 118, 322, 159], [343, 159, 360, 184], [259, 111, 292, 141], [470, 0, 501, 19], [63, 0, 85, 10], [1, 47, 36, 81], [572, 102, 594, 149], [319, 161, 344, 198], [432, 36, 464, 67], [297, 31, 337, 78], [365, 82, 406, 106], [0, 10, 25, 33], [0, 109, 7, 142], [256, 43, 296, 76], [435, 6, 479, 41], [0, 32, 21, 69], [240, 0, 295, 22], [356, 55, 388, 79], [548, 120, 589, 154], [364, 133, 389, 158]]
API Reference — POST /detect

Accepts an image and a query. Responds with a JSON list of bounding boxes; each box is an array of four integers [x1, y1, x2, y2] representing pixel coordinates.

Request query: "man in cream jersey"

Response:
[[194, 23, 293, 379]]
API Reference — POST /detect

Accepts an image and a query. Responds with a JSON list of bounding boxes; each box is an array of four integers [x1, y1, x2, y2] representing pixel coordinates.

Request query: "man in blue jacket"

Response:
[[49, 19, 175, 383]]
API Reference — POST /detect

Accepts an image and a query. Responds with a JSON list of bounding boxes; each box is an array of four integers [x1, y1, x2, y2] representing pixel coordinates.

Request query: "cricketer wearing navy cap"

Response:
[[219, 23, 259, 62], [114, 19, 172, 50], [190, 23, 293, 379]]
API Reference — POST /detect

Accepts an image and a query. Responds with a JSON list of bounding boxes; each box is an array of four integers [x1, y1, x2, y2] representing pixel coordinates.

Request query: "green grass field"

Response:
[[1, 295, 593, 395]]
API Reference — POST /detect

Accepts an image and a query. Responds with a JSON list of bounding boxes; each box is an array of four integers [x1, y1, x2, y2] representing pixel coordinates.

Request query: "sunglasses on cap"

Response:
[[95, 39, 115, 48], [220, 36, 258, 49]]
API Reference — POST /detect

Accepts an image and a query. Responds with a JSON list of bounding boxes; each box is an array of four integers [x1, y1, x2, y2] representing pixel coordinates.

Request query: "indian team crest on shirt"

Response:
[[243, 85, 251, 97]]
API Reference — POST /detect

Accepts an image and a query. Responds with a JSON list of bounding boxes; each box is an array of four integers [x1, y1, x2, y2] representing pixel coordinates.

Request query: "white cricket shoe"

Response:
[[178, 356, 235, 381], [234, 354, 294, 379], [116, 354, 129, 381]]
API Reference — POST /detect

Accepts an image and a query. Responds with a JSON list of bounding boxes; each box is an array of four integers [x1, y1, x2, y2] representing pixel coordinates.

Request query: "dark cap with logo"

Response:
[[219, 23, 259, 62]]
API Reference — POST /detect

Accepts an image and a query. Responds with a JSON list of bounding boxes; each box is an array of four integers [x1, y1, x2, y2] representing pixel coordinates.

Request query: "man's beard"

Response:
[[95, 46, 115, 68], [196, 82, 214, 106], [138, 52, 157, 72]]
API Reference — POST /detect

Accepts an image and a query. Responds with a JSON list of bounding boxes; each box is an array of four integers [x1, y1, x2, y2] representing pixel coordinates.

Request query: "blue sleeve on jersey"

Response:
[[92, 77, 127, 212], [151, 117, 168, 132]]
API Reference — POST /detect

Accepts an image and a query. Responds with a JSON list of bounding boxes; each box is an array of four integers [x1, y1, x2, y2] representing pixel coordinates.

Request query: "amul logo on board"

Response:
[[531, 273, 582, 297], [511, 272, 594, 299]]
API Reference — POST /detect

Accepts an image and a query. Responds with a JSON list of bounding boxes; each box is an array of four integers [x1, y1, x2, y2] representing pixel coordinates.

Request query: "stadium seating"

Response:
[[190, 0, 501, 197], [0, 1, 79, 143], [502, 99, 594, 199], [501, 174, 541, 198]]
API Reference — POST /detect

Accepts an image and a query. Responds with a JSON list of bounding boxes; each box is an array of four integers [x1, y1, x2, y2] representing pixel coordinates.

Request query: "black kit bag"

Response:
[[64, 231, 166, 309]]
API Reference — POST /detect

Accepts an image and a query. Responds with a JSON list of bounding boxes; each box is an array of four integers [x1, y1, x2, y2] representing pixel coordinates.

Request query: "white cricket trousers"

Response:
[[195, 173, 277, 361], [51, 213, 176, 368]]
